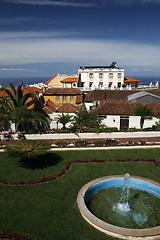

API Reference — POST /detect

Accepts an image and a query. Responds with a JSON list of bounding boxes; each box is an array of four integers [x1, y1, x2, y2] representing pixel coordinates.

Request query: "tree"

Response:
[[0, 107, 10, 131], [134, 104, 153, 129], [73, 109, 102, 130], [0, 83, 51, 133], [55, 113, 73, 129], [0, 83, 35, 111]]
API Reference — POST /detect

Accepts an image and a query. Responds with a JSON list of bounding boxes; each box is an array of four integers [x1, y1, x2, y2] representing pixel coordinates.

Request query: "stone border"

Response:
[[77, 176, 160, 240]]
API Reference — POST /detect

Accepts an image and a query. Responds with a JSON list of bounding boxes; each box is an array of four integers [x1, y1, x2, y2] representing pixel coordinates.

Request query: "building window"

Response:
[[56, 95, 60, 101], [118, 73, 122, 78], [62, 95, 67, 101], [109, 82, 112, 87], [99, 82, 103, 87], [89, 73, 94, 78], [99, 73, 103, 78], [70, 95, 74, 101], [89, 82, 93, 87], [118, 82, 121, 88], [109, 72, 113, 78]]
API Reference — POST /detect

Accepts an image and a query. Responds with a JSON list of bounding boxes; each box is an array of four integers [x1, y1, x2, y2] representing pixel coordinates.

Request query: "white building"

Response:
[[78, 62, 125, 91]]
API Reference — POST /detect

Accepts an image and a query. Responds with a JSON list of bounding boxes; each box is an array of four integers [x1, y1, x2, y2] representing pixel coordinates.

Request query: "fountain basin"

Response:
[[77, 175, 160, 240]]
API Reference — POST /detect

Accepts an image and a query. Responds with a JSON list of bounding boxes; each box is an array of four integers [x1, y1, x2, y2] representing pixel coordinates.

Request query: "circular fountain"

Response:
[[77, 174, 160, 240]]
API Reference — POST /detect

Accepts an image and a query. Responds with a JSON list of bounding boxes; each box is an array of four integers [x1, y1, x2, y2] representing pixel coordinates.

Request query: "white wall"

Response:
[[101, 115, 158, 130], [101, 115, 120, 129], [49, 112, 76, 129], [78, 67, 124, 89]]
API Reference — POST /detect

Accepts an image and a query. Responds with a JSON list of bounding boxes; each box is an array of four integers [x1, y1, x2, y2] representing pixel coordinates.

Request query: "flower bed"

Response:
[[0, 232, 36, 240], [0, 158, 159, 186]]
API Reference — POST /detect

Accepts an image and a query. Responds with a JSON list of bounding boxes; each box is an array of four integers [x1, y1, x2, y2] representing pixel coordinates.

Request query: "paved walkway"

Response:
[[49, 144, 160, 151], [25, 131, 160, 140], [0, 143, 160, 152]]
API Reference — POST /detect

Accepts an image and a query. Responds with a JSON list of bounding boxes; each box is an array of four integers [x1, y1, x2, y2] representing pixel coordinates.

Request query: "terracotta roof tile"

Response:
[[0, 86, 42, 97], [43, 100, 80, 114], [60, 77, 78, 83], [124, 76, 140, 82], [85, 90, 160, 102], [23, 87, 42, 94], [58, 103, 80, 113], [93, 102, 160, 116], [43, 100, 60, 114], [43, 88, 82, 94], [76, 95, 83, 104]]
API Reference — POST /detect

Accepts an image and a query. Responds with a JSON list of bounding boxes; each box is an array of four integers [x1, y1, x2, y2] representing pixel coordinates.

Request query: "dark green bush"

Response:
[[55, 141, 69, 148], [94, 140, 105, 147], [6, 140, 51, 159], [105, 139, 119, 146], [74, 140, 90, 147]]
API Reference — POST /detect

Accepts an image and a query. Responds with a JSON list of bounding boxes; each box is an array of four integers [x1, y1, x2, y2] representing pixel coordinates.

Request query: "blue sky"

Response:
[[0, 0, 160, 79]]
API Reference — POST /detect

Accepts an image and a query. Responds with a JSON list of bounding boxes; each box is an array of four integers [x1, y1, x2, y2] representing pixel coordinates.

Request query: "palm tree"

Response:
[[55, 113, 73, 129], [6, 140, 51, 159], [0, 83, 51, 132], [0, 83, 35, 111], [134, 104, 153, 129]]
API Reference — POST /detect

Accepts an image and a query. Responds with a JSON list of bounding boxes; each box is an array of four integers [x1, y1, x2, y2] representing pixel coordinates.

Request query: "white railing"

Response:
[[78, 85, 132, 91]]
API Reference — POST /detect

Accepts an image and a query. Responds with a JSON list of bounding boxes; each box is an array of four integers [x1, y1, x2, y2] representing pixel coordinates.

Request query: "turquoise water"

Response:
[[86, 188, 160, 229]]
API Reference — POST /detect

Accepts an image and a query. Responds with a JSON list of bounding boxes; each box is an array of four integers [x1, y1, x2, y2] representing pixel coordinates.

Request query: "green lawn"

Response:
[[0, 148, 160, 240]]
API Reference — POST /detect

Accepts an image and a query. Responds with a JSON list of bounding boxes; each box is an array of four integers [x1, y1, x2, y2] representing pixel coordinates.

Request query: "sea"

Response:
[[0, 77, 50, 87], [0, 76, 160, 87]]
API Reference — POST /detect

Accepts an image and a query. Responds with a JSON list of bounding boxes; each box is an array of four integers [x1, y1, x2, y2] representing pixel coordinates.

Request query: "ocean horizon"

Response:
[[0, 77, 50, 87], [0, 76, 160, 87]]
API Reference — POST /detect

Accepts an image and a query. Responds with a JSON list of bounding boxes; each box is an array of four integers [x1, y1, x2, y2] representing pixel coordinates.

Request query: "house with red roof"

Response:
[[43, 88, 82, 106], [43, 100, 81, 129], [92, 102, 160, 130], [124, 76, 140, 88]]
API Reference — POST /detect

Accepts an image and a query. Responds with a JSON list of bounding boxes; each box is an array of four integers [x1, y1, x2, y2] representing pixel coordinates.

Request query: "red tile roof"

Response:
[[124, 76, 140, 82], [43, 100, 60, 114], [43, 100, 80, 114], [23, 87, 42, 94], [58, 103, 80, 113], [43, 88, 82, 94], [76, 94, 83, 104], [85, 90, 160, 102], [60, 77, 78, 83], [93, 102, 160, 116], [0, 86, 42, 97]]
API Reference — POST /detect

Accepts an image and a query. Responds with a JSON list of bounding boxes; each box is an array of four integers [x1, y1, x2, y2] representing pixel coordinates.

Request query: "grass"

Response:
[[0, 148, 160, 240]]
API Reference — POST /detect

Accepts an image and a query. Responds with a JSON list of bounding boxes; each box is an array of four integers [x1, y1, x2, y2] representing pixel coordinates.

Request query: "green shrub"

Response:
[[104, 127, 118, 133], [55, 141, 69, 148], [94, 140, 105, 147], [105, 139, 119, 146], [74, 140, 90, 147], [6, 140, 51, 159]]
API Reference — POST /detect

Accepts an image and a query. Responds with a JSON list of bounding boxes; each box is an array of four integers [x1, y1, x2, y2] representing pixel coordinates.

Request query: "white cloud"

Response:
[[0, 68, 37, 72], [0, 17, 50, 25], [0, 33, 160, 70], [1, 0, 94, 7], [0, 31, 71, 38], [1, 0, 160, 7]]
